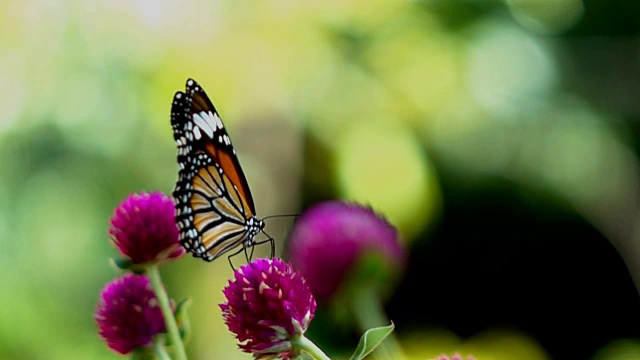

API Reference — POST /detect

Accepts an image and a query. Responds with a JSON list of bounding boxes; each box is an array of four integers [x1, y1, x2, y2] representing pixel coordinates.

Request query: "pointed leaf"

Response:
[[109, 258, 148, 274], [110, 257, 133, 271], [174, 298, 192, 341], [349, 323, 395, 360]]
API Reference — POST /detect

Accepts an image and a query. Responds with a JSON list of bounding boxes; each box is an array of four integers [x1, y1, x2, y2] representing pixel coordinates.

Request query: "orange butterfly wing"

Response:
[[171, 78, 261, 261]]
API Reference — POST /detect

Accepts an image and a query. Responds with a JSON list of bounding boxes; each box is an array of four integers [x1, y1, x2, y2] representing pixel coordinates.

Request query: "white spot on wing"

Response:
[[193, 112, 215, 138], [213, 112, 224, 129], [193, 126, 202, 140]]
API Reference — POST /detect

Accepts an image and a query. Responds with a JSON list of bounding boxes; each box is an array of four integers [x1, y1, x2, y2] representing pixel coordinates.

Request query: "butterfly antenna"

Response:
[[262, 214, 299, 221]]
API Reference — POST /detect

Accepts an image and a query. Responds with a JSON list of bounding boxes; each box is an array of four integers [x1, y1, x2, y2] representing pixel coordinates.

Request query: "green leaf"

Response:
[[109, 257, 148, 274], [174, 298, 192, 341], [110, 257, 133, 271], [349, 323, 395, 360], [130, 346, 156, 360]]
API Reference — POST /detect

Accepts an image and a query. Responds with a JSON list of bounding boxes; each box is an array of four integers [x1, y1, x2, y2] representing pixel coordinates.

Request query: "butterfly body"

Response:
[[171, 78, 268, 262]]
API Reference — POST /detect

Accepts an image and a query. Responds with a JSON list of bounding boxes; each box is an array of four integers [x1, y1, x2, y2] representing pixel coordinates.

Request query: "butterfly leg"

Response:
[[254, 231, 275, 259], [248, 243, 256, 261], [244, 244, 253, 263], [269, 236, 274, 258], [227, 255, 236, 271], [227, 245, 247, 270]]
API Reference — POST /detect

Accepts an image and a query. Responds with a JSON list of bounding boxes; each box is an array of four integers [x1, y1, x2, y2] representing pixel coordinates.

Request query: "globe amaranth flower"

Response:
[[432, 354, 476, 360], [109, 192, 184, 264], [95, 274, 167, 355], [220, 257, 317, 360], [287, 201, 406, 302]]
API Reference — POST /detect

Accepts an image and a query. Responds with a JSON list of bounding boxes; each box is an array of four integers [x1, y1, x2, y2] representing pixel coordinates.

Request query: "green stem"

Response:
[[148, 265, 188, 360], [153, 336, 172, 360], [291, 335, 331, 360], [351, 286, 404, 360]]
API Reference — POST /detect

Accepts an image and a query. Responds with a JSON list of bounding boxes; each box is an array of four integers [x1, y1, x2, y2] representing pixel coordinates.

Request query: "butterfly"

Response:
[[170, 78, 274, 265]]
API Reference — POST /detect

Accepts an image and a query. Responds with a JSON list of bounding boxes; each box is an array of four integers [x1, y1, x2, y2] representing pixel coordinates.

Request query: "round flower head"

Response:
[[287, 201, 406, 302], [432, 354, 475, 360], [95, 274, 167, 354], [220, 258, 317, 360], [109, 192, 184, 264]]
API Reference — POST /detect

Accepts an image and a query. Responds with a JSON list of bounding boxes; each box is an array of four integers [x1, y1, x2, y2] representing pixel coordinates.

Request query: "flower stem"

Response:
[[148, 264, 188, 360], [153, 336, 172, 360], [291, 335, 331, 360], [352, 285, 405, 360]]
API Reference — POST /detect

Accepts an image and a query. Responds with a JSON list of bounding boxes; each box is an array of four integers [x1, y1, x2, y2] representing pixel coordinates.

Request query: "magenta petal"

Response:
[[220, 258, 316, 359], [95, 274, 167, 354], [108, 192, 184, 264], [288, 201, 406, 301]]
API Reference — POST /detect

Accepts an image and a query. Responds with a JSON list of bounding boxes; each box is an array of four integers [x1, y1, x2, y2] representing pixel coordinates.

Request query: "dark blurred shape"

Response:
[[568, 0, 640, 36], [388, 182, 640, 359], [563, 37, 640, 118], [418, 0, 501, 32]]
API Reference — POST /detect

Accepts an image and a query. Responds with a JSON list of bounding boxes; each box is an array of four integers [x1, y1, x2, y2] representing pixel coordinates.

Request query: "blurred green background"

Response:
[[2, 0, 640, 359]]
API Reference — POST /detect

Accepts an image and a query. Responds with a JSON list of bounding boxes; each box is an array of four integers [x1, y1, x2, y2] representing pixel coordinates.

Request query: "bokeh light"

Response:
[[336, 121, 441, 240], [1, 0, 639, 359]]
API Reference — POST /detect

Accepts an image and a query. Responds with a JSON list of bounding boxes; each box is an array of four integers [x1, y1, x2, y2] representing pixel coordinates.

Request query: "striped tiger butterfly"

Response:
[[170, 78, 274, 266]]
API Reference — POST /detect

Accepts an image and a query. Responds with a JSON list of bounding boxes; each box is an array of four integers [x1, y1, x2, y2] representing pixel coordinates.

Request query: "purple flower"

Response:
[[287, 201, 406, 302], [220, 258, 317, 360], [109, 192, 183, 264], [432, 354, 476, 360], [95, 274, 167, 354]]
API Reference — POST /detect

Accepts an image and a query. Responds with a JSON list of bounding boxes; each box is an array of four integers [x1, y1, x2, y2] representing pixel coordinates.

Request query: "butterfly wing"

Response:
[[171, 78, 257, 261]]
